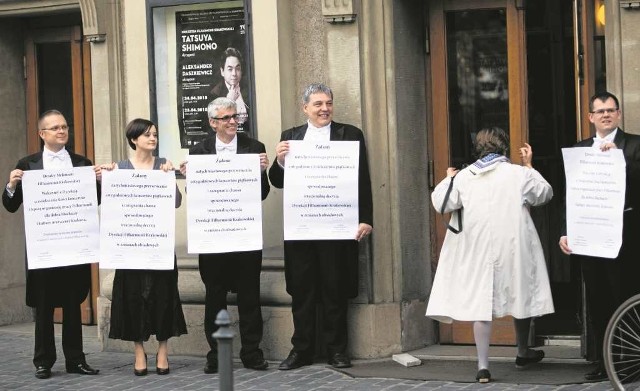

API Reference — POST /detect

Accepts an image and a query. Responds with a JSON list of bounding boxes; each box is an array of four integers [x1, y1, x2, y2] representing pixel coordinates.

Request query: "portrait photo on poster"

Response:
[[175, 6, 252, 149]]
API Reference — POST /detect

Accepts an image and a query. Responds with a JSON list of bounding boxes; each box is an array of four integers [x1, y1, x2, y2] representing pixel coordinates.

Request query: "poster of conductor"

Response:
[[176, 7, 251, 148]]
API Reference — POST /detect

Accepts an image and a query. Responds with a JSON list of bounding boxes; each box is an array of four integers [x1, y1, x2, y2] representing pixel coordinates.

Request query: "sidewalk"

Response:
[[0, 323, 613, 390]]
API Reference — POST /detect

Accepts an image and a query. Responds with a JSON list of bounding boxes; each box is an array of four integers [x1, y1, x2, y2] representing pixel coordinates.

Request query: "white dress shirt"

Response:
[[303, 121, 331, 142], [42, 146, 73, 170], [216, 134, 238, 155], [593, 128, 618, 149]]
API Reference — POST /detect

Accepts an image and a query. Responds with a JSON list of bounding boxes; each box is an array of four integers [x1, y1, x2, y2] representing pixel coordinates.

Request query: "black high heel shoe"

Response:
[[156, 355, 170, 375], [134, 353, 148, 376]]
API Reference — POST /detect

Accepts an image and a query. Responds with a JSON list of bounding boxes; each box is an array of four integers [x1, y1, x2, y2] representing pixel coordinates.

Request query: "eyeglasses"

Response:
[[41, 125, 69, 132], [590, 108, 618, 116], [212, 114, 239, 122]]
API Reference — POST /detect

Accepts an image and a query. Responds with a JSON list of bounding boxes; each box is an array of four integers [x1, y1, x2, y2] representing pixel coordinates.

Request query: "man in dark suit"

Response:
[[180, 97, 270, 373], [559, 91, 640, 381], [2, 110, 100, 379], [268, 83, 373, 370], [210, 47, 250, 133]]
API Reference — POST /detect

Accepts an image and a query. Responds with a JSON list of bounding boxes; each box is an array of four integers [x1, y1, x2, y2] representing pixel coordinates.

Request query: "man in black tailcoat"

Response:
[[2, 110, 100, 379], [180, 97, 270, 373], [269, 83, 373, 370], [559, 91, 640, 381]]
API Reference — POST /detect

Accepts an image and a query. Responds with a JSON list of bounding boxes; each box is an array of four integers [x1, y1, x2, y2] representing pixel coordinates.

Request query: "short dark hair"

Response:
[[302, 83, 333, 104], [590, 91, 620, 112], [38, 109, 65, 130], [474, 126, 510, 158], [125, 118, 156, 150], [220, 47, 243, 69]]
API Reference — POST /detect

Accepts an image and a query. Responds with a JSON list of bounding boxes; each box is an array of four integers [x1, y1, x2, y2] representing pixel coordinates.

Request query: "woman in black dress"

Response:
[[106, 119, 187, 375]]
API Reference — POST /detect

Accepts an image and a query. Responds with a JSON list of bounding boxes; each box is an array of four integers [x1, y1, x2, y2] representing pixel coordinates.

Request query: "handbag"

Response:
[[439, 175, 462, 234]]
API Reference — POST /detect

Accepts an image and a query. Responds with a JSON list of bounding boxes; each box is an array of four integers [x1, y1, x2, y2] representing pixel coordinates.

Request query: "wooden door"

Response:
[[429, 0, 528, 345], [429, 0, 599, 345], [25, 26, 98, 325]]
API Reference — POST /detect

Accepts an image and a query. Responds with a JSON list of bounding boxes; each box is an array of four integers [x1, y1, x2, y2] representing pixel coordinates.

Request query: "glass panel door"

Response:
[[429, 0, 526, 345], [446, 9, 510, 168]]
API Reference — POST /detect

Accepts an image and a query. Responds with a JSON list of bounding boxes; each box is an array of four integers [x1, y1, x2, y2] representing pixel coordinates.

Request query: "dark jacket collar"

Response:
[[582, 128, 625, 147], [27, 150, 87, 170]]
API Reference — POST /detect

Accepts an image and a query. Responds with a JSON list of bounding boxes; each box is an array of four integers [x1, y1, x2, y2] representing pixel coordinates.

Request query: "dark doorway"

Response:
[[25, 22, 97, 325]]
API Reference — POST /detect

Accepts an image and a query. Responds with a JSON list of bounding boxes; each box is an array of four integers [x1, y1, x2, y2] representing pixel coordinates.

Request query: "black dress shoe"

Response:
[[134, 353, 147, 376], [278, 351, 312, 370], [204, 360, 218, 374], [515, 349, 545, 369], [66, 362, 99, 375], [156, 356, 170, 375], [35, 366, 51, 379], [585, 363, 608, 381], [243, 357, 268, 370], [328, 353, 352, 368]]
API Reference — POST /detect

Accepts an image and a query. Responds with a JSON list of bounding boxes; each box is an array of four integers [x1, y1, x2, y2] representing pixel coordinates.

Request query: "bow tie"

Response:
[[45, 152, 66, 161], [593, 138, 612, 148], [216, 145, 234, 152]]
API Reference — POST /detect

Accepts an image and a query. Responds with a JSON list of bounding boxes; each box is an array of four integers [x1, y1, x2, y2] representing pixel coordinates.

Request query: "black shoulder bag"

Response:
[[439, 175, 463, 234]]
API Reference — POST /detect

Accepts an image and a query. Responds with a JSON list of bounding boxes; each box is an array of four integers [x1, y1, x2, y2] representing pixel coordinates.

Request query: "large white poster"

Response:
[[283, 141, 359, 240], [562, 147, 626, 258], [186, 154, 262, 253], [99, 169, 176, 270], [22, 167, 99, 269]]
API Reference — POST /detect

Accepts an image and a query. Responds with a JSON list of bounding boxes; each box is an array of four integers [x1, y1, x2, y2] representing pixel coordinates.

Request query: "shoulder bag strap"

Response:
[[439, 175, 463, 234]]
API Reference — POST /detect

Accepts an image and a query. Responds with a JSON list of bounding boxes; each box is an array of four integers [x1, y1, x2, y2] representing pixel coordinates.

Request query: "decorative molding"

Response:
[[620, 1, 640, 9], [0, 1, 77, 15], [79, 0, 109, 44], [321, 0, 356, 23], [85, 34, 106, 43]]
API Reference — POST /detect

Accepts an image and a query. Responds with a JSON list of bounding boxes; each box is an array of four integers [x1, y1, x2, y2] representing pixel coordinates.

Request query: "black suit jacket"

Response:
[[2, 151, 96, 308], [268, 121, 374, 298]]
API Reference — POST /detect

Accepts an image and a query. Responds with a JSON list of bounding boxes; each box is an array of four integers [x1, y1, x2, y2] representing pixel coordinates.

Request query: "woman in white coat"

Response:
[[426, 127, 554, 383]]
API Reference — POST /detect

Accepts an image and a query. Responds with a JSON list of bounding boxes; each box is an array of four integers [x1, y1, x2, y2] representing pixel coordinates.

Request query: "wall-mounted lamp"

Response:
[[597, 4, 605, 26]]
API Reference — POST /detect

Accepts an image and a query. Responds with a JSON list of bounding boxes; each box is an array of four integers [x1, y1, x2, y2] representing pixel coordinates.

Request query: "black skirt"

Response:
[[109, 257, 187, 342]]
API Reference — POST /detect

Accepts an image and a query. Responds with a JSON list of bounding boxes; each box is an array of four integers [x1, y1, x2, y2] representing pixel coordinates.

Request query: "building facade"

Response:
[[0, 0, 638, 360]]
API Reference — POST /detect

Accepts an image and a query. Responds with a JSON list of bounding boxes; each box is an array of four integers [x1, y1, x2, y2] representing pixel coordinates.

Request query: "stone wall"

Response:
[[0, 18, 33, 326]]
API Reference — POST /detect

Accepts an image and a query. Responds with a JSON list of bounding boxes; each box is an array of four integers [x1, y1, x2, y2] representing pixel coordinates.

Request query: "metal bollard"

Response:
[[213, 309, 235, 391]]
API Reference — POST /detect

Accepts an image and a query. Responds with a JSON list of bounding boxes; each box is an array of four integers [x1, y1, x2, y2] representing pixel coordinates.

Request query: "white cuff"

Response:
[[5, 183, 15, 198]]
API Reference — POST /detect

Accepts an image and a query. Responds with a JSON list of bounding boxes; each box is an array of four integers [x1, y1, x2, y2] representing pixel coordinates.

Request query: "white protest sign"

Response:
[[22, 167, 99, 269]]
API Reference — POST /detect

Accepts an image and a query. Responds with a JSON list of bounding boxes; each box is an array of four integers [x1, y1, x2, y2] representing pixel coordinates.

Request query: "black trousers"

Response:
[[286, 240, 350, 358], [199, 251, 263, 364], [33, 296, 85, 369], [579, 212, 640, 362]]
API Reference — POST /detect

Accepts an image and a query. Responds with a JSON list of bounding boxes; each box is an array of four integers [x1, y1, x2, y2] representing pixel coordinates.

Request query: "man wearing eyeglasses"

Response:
[[2, 110, 100, 379], [180, 97, 270, 373], [559, 91, 640, 381]]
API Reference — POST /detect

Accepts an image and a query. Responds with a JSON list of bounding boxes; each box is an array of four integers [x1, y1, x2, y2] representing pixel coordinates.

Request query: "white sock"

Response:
[[474, 320, 492, 370]]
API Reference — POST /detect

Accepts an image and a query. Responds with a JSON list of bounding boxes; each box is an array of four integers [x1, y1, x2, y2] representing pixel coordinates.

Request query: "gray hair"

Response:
[[302, 83, 333, 104], [207, 97, 237, 119]]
